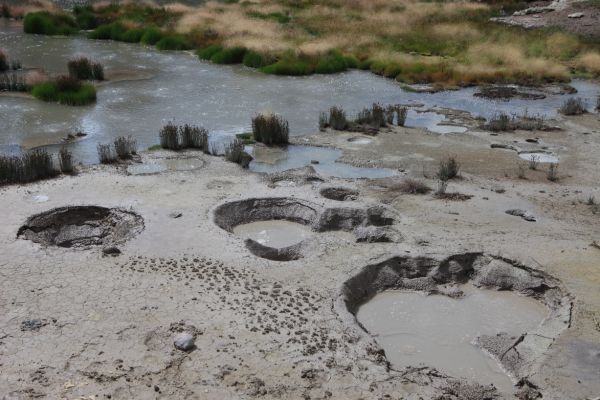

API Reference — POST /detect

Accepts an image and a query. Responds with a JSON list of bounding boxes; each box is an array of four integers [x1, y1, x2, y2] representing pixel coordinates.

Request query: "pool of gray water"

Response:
[[1, 19, 598, 166], [233, 220, 313, 248], [356, 285, 547, 394], [248, 145, 397, 178]]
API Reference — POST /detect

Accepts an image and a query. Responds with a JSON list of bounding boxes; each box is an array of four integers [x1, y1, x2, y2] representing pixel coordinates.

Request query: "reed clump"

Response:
[[437, 156, 460, 181], [68, 57, 104, 81], [252, 114, 289, 145], [0, 149, 58, 185], [114, 136, 137, 159], [31, 75, 96, 106], [0, 73, 29, 92], [159, 123, 209, 151], [97, 143, 116, 164], [58, 146, 74, 174], [225, 138, 252, 168], [559, 98, 587, 115]]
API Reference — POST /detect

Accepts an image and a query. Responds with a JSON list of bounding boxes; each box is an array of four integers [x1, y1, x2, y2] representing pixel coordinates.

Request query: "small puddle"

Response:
[[127, 158, 205, 175], [406, 110, 468, 134], [348, 137, 373, 145], [233, 220, 312, 248], [249, 145, 397, 178], [518, 152, 559, 164], [356, 284, 547, 394]]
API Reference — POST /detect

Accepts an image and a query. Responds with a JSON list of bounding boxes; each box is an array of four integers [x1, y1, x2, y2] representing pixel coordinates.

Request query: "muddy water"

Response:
[[248, 145, 397, 178], [356, 285, 547, 393], [233, 220, 312, 248], [1, 20, 599, 165], [519, 151, 560, 164]]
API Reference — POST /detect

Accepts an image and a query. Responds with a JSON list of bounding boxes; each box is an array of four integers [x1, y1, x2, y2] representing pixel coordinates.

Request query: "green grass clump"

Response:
[[236, 132, 256, 144], [315, 51, 358, 74], [31, 81, 97, 106], [147, 144, 162, 151], [242, 50, 275, 68], [73, 6, 98, 30], [23, 12, 78, 35], [121, 28, 145, 43], [260, 56, 313, 76], [156, 35, 192, 51], [252, 113, 289, 145], [88, 22, 127, 40], [210, 47, 247, 64], [140, 26, 164, 45], [198, 45, 224, 60]]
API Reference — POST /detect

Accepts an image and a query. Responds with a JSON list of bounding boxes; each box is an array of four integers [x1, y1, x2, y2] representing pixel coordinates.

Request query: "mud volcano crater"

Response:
[[214, 197, 397, 261], [18, 206, 144, 248], [319, 187, 359, 201], [337, 253, 572, 397]]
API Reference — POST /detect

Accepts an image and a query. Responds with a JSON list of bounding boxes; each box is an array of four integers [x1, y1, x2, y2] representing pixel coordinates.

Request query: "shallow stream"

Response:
[[1, 19, 598, 171]]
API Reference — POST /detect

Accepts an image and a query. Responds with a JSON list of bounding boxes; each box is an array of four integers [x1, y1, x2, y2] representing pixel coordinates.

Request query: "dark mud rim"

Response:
[[17, 205, 145, 248]]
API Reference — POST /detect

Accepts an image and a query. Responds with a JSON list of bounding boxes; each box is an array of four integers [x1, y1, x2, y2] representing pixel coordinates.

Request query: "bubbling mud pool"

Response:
[[233, 220, 313, 248], [356, 284, 548, 394]]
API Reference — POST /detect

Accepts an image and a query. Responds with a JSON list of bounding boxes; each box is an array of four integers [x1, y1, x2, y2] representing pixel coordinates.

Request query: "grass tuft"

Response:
[[437, 156, 460, 181], [156, 35, 192, 51], [58, 146, 74, 174], [396, 178, 432, 194], [68, 57, 104, 81], [559, 98, 587, 115], [24, 12, 77, 36], [0, 149, 58, 185], [252, 113, 289, 145]]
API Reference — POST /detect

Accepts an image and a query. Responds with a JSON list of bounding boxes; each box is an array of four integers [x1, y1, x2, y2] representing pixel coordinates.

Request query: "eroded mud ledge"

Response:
[[337, 252, 572, 398]]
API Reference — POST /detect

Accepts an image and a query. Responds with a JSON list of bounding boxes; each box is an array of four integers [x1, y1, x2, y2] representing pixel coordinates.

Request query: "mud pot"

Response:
[[214, 197, 398, 260], [233, 220, 313, 249], [338, 253, 572, 398], [17, 206, 144, 248], [357, 284, 547, 394]]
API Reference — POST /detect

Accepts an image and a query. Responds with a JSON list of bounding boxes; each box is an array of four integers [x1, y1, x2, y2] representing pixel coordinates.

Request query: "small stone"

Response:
[[568, 12, 584, 18], [102, 246, 121, 256], [174, 332, 195, 351], [169, 212, 183, 219], [506, 209, 536, 222], [310, 160, 320, 164]]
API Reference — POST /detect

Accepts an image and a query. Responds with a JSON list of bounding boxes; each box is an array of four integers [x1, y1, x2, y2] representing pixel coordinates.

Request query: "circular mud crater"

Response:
[[337, 253, 572, 398], [18, 206, 144, 248], [319, 187, 359, 201], [214, 197, 398, 261]]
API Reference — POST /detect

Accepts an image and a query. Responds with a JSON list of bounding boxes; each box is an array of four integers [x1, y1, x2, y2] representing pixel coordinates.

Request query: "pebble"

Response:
[[174, 332, 195, 351]]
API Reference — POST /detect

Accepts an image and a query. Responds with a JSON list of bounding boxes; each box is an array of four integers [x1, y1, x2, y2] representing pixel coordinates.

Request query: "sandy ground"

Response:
[[1, 110, 600, 399]]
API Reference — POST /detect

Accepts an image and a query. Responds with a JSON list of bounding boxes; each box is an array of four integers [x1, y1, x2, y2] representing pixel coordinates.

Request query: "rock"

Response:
[[173, 332, 195, 351], [102, 246, 121, 256], [21, 319, 48, 332], [169, 212, 183, 219], [238, 151, 253, 169], [568, 12, 584, 18], [310, 160, 319, 164], [506, 209, 536, 222]]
